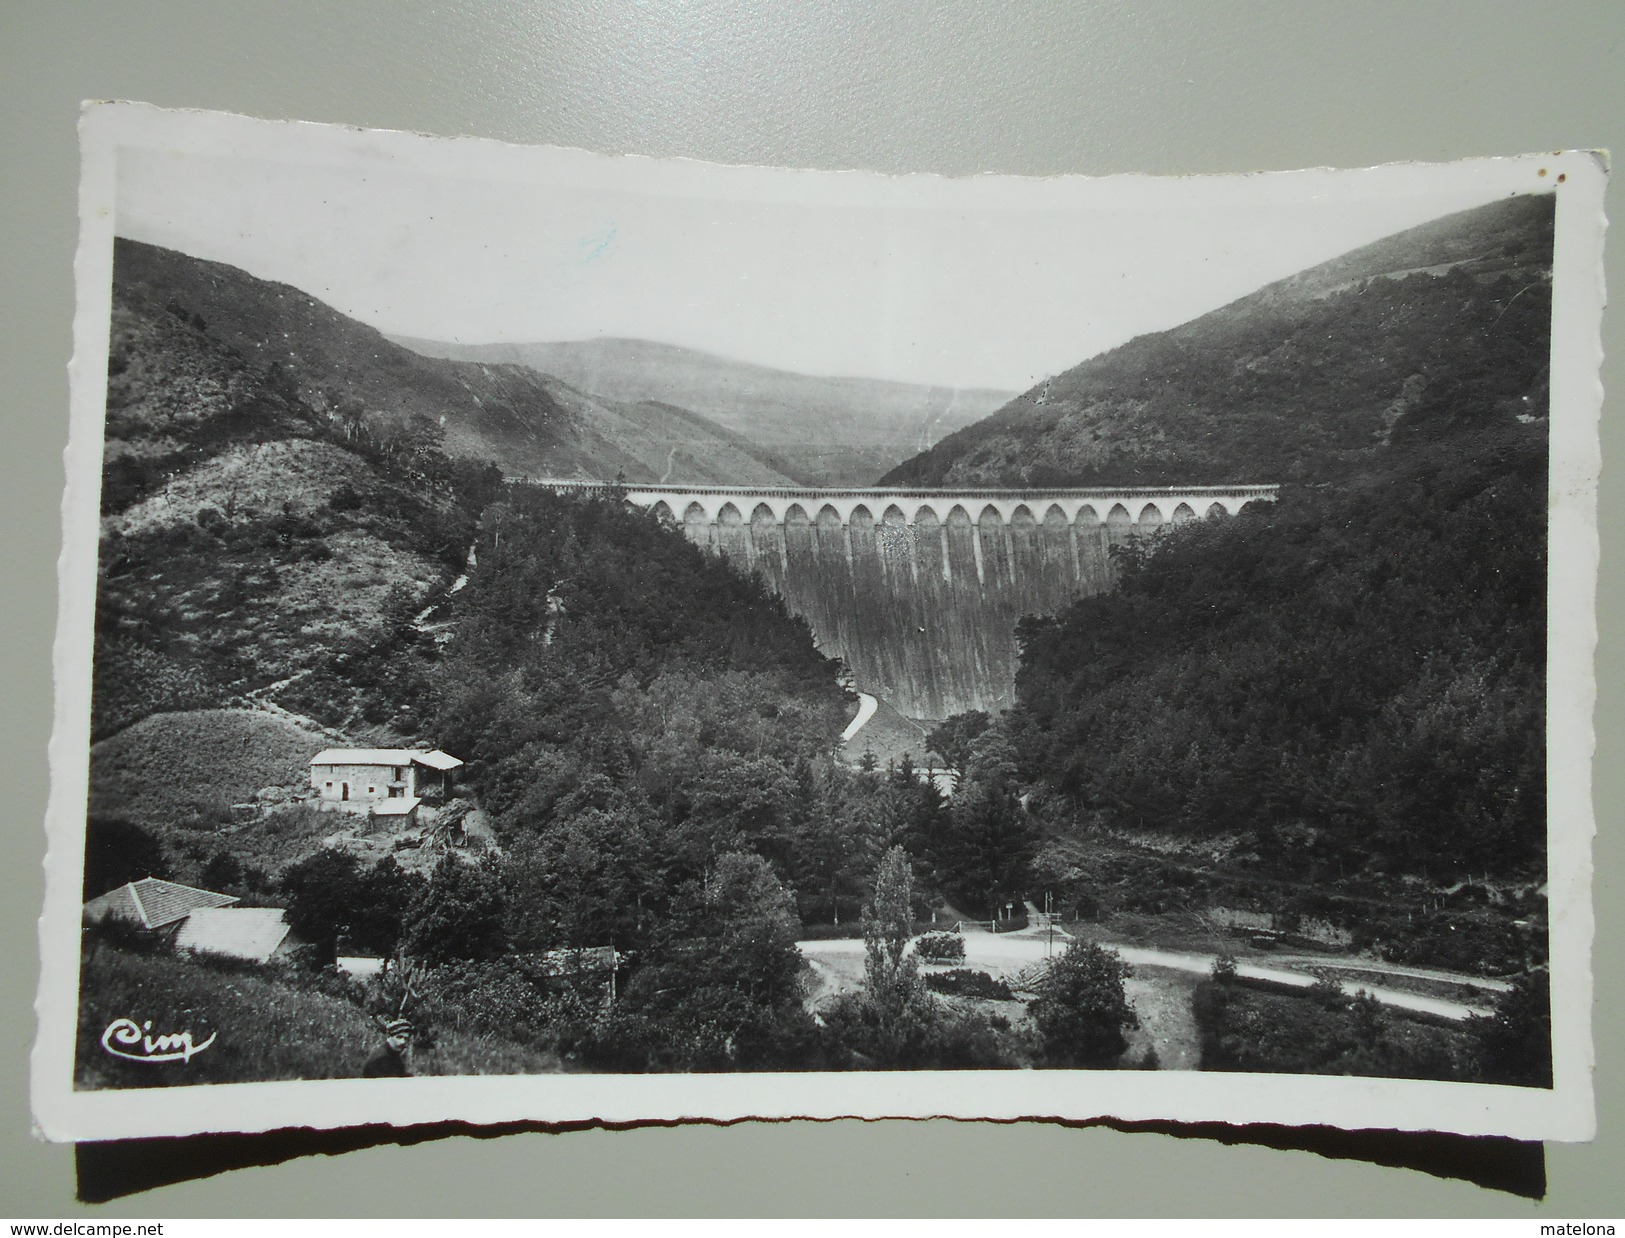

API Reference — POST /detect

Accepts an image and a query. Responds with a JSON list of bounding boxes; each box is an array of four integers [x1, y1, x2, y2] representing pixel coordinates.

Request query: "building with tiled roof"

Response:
[[308, 748, 463, 811], [83, 877, 239, 931]]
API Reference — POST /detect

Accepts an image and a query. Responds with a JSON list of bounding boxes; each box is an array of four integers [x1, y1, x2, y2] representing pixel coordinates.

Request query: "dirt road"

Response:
[[796, 935, 1493, 1021]]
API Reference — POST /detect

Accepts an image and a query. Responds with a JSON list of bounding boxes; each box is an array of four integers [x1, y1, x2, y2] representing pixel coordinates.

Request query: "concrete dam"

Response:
[[528, 480, 1278, 721]]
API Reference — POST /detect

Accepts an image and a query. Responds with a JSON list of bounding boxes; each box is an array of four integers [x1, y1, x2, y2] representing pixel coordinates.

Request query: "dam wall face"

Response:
[[525, 482, 1278, 721], [702, 502, 1114, 720]]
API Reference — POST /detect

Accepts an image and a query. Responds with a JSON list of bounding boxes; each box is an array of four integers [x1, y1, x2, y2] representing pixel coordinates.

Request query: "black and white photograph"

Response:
[[32, 103, 1602, 1142]]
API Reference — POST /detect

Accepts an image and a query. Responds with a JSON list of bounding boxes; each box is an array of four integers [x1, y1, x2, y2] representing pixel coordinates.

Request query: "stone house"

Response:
[[307, 748, 464, 815]]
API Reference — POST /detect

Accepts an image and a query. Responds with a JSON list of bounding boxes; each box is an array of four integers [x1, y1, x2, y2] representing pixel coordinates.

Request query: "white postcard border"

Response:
[[33, 103, 1605, 1144]]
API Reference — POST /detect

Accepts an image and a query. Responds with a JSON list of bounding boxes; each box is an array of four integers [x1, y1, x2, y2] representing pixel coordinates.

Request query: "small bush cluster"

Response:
[[1193, 977, 1470, 1080], [914, 932, 966, 962], [924, 968, 1014, 1000]]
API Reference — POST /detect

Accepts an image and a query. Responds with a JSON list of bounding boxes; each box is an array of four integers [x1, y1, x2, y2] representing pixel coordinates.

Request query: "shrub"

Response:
[[1193, 978, 1469, 1080], [915, 932, 966, 962], [924, 968, 1014, 1000], [1467, 970, 1552, 1088], [1030, 940, 1138, 1067]]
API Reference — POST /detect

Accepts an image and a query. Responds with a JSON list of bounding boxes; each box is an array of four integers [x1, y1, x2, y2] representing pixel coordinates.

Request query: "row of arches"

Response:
[[648, 497, 1242, 532]]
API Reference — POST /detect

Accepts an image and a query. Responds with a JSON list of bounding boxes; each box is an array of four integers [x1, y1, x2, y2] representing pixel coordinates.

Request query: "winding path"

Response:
[[797, 934, 1493, 1022]]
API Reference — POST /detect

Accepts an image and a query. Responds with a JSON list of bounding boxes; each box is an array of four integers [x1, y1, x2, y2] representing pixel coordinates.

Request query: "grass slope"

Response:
[[77, 944, 561, 1089], [89, 709, 327, 830], [94, 239, 513, 739]]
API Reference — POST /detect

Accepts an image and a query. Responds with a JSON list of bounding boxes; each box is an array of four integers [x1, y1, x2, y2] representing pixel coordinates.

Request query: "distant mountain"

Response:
[[881, 193, 1556, 487], [108, 240, 794, 486], [391, 335, 1016, 486]]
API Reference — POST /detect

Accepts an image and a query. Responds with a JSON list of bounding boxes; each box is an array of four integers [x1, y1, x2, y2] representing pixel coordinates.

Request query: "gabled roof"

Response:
[[371, 795, 422, 817], [310, 748, 418, 767], [83, 878, 239, 930], [309, 748, 464, 770], [175, 907, 291, 964]]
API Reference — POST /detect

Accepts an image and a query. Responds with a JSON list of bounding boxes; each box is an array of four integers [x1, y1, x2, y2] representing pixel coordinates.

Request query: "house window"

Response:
[[367, 786, 376, 795], [394, 766, 405, 781], [388, 786, 402, 798], [325, 781, 333, 789]]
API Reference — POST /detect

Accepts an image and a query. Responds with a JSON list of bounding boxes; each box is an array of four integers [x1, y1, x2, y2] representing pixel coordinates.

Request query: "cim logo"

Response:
[[100, 1017, 216, 1064]]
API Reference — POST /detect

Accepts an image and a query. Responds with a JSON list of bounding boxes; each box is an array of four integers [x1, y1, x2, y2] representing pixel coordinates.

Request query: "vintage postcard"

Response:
[[34, 102, 1604, 1141]]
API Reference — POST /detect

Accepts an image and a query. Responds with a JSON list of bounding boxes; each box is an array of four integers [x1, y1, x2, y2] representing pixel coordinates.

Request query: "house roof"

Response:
[[175, 907, 291, 964], [310, 748, 464, 770], [527, 946, 620, 975], [371, 795, 422, 817], [411, 749, 464, 771], [83, 878, 239, 930]]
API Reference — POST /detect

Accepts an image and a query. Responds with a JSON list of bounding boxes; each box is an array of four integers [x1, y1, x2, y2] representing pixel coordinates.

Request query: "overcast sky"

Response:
[[115, 138, 1521, 393]]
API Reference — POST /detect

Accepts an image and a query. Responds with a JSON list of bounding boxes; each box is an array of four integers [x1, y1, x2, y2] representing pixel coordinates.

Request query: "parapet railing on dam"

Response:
[[516, 478, 1280, 532]]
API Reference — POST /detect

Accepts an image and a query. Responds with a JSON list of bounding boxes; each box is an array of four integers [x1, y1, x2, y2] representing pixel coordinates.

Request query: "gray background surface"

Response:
[[2, 0, 1620, 1217]]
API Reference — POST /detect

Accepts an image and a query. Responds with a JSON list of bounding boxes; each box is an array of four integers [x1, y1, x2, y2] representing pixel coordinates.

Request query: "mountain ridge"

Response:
[[392, 334, 1016, 486], [881, 193, 1556, 488], [108, 239, 797, 487]]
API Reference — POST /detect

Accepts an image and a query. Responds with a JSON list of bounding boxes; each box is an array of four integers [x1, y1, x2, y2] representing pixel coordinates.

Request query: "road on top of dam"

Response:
[[797, 934, 1494, 1021]]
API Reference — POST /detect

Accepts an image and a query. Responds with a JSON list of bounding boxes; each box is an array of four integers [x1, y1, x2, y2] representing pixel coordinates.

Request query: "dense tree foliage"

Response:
[[925, 711, 991, 782], [1194, 975, 1469, 1080], [924, 727, 1039, 915], [1007, 416, 1545, 885], [821, 846, 1022, 1069], [1030, 941, 1137, 1067], [403, 855, 511, 963], [595, 852, 817, 1071], [81, 816, 170, 900], [1467, 970, 1553, 1088], [432, 487, 955, 960], [280, 849, 425, 959]]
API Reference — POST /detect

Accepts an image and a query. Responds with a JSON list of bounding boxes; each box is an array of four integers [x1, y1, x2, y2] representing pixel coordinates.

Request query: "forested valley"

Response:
[[81, 193, 1557, 1085]]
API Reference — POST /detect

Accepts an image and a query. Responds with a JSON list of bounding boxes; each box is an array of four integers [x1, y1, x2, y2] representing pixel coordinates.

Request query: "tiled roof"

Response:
[[309, 748, 464, 770], [175, 907, 291, 963], [83, 878, 238, 930], [310, 748, 418, 767]]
